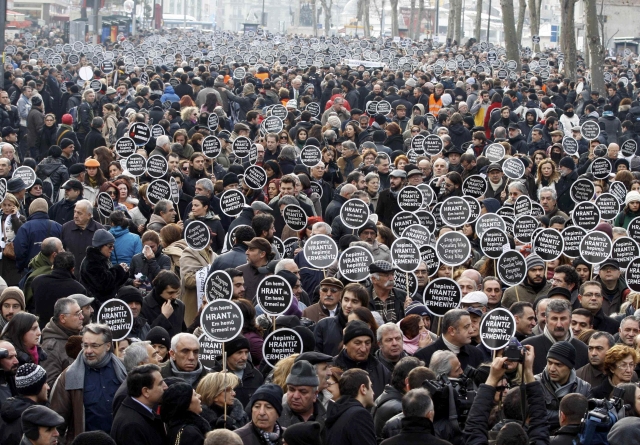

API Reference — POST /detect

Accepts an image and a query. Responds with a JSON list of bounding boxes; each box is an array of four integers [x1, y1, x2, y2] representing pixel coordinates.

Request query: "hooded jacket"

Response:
[[37, 156, 69, 202], [160, 85, 180, 103], [109, 225, 143, 266]]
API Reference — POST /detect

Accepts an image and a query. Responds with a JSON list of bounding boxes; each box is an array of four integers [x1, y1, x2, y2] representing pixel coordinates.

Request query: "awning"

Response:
[[7, 20, 32, 28], [50, 13, 70, 21]]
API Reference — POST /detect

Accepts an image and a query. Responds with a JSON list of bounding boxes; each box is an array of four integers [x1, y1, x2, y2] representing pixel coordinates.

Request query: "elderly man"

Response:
[[21, 237, 65, 305], [295, 352, 334, 410], [159, 333, 208, 389], [302, 277, 344, 323], [60, 199, 103, 268], [429, 350, 464, 378], [150, 135, 171, 158], [70, 294, 95, 326], [501, 254, 552, 308], [236, 237, 273, 303], [595, 259, 629, 315], [366, 260, 407, 324], [213, 335, 262, 407], [522, 299, 589, 374], [539, 186, 569, 219], [374, 323, 406, 372], [278, 360, 327, 427], [618, 316, 640, 347], [235, 384, 285, 445], [15, 200, 63, 272], [321, 96, 351, 124], [40, 297, 84, 387], [146, 199, 178, 232], [50, 324, 127, 442]]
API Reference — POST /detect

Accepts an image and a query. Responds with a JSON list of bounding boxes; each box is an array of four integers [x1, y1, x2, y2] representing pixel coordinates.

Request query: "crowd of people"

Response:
[[1, 26, 640, 445]]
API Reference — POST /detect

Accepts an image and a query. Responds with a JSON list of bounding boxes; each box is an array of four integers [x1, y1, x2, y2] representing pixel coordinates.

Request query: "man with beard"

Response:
[[375, 170, 405, 228], [50, 324, 127, 443], [183, 153, 210, 197], [576, 332, 617, 387], [366, 261, 407, 324], [501, 254, 552, 308], [539, 187, 569, 219], [522, 299, 589, 374], [357, 220, 391, 262], [116, 286, 150, 340], [428, 83, 445, 115], [0, 340, 19, 406]]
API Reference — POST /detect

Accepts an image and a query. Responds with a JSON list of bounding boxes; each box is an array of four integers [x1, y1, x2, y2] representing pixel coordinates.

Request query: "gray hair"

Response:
[[376, 322, 403, 342], [612, 227, 628, 238], [365, 172, 380, 183], [590, 331, 615, 348], [442, 309, 470, 333], [494, 127, 506, 139], [429, 350, 456, 376], [508, 181, 528, 195], [279, 195, 298, 206], [279, 145, 297, 162], [402, 388, 434, 418], [204, 430, 243, 445], [274, 259, 296, 274], [123, 340, 151, 372], [170, 332, 198, 351], [545, 299, 571, 317], [342, 141, 358, 152], [538, 186, 557, 201], [195, 178, 214, 196], [156, 135, 170, 147], [154, 199, 174, 215], [75, 199, 93, 215], [53, 297, 77, 322], [620, 315, 640, 328], [312, 221, 332, 235], [82, 323, 113, 344]]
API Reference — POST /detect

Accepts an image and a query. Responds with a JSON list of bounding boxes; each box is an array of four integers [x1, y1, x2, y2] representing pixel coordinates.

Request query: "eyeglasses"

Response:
[[321, 287, 341, 293], [182, 167, 189, 171], [616, 363, 635, 370], [583, 292, 602, 298], [64, 310, 83, 318], [105, 244, 115, 250], [280, 136, 288, 140], [82, 342, 106, 350]]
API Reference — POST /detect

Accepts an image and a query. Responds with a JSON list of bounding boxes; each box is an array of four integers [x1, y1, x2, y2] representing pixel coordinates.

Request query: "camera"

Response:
[[0, 348, 7, 359], [579, 387, 628, 445], [504, 337, 524, 363], [423, 372, 477, 429]]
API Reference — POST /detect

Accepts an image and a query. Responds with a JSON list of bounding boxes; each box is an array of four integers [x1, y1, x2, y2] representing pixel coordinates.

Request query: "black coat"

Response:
[[79, 246, 129, 303], [32, 269, 87, 328], [375, 189, 401, 229], [324, 194, 348, 226], [48, 197, 79, 226], [140, 289, 187, 338], [164, 411, 211, 445], [82, 128, 107, 157], [550, 424, 582, 445], [556, 169, 578, 214], [333, 350, 390, 399], [325, 397, 377, 445], [174, 82, 194, 99], [592, 309, 620, 335], [212, 360, 263, 407], [110, 396, 166, 445], [414, 337, 485, 371], [313, 309, 348, 357], [380, 416, 453, 445], [0, 396, 37, 445], [372, 385, 403, 437], [521, 334, 589, 375]]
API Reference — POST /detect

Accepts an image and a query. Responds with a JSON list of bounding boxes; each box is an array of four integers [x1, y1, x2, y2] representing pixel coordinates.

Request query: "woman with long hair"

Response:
[[1, 310, 45, 365], [196, 373, 249, 431], [399, 314, 432, 354], [185, 196, 225, 253], [102, 103, 119, 145], [181, 106, 199, 132], [384, 122, 404, 152], [322, 146, 343, 187], [93, 146, 115, 179], [614, 191, 640, 229], [160, 223, 188, 275], [536, 159, 560, 191], [294, 128, 308, 150], [83, 158, 107, 204], [200, 92, 218, 113], [37, 113, 58, 161], [264, 178, 280, 203], [113, 178, 138, 211], [278, 131, 293, 146], [342, 122, 362, 147], [189, 133, 204, 153], [173, 129, 195, 160], [108, 161, 123, 180], [347, 307, 379, 336]]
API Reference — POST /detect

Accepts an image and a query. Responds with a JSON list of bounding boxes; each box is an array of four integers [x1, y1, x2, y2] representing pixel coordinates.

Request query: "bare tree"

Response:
[[516, 0, 526, 45], [500, 0, 520, 72], [560, 0, 577, 81], [415, 0, 425, 40], [364, 0, 371, 36], [318, 0, 334, 36], [598, 0, 617, 49], [447, 0, 455, 42], [584, 0, 604, 93], [390, 0, 399, 36], [410, 0, 416, 38], [453, 0, 463, 44], [474, 0, 482, 41], [312, 0, 317, 36], [527, 0, 541, 51]]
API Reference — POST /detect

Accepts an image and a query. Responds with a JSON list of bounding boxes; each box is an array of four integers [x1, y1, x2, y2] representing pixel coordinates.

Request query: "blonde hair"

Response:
[[180, 106, 197, 122], [271, 354, 299, 391], [196, 372, 240, 406], [2, 193, 20, 208]]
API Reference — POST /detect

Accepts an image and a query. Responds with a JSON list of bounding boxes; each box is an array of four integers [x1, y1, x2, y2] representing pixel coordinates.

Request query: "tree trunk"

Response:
[[380, 0, 386, 36], [560, 0, 577, 81], [319, 0, 333, 36], [500, 0, 520, 72], [454, 0, 462, 44], [409, 0, 416, 38], [528, 0, 541, 51], [364, 0, 371, 36], [516, 0, 526, 45], [312, 0, 317, 36], [446, 0, 455, 41], [584, 0, 605, 94], [415, 0, 424, 39], [390, 0, 399, 36], [474, 0, 482, 41]]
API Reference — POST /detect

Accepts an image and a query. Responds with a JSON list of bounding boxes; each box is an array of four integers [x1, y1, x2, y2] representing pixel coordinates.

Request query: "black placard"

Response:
[[256, 275, 293, 316], [423, 134, 444, 156], [579, 231, 612, 265], [591, 157, 612, 180], [475, 213, 506, 238], [533, 228, 564, 261], [402, 224, 432, 247], [391, 238, 421, 272], [125, 153, 146, 177], [561, 226, 587, 258], [205, 270, 234, 301], [423, 278, 462, 317], [202, 135, 222, 159], [147, 179, 172, 205], [417, 183, 434, 207], [115, 137, 136, 158], [220, 189, 246, 217], [415, 210, 436, 234], [198, 334, 222, 370], [502, 158, 525, 179], [570, 178, 595, 203], [306, 102, 321, 117], [411, 134, 426, 155], [497, 250, 527, 286], [572, 201, 601, 231], [0, 178, 6, 202], [129, 122, 151, 146], [263, 116, 284, 134], [485, 143, 505, 162], [169, 177, 180, 205], [513, 215, 538, 243], [480, 228, 510, 259], [612, 237, 639, 269], [562, 137, 579, 155], [303, 234, 338, 269], [628, 216, 640, 245], [283, 237, 300, 259], [244, 165, 268, 190], [283, 204, 308, 231], [621, 139, 637, 157], [339, 246, 374, 281], [376, 100, 392, 114], [200, 300, 244, 341], [146, 155, 169, 179], [420, 245, 440, 276], [514, 195, 532, 217], [440, 196, 470, 227], [97, 298, 134, 341], [463, 196, 481, 223], [151, 124, 165, 138], [12, 166, 36, 189], [462, 175, 487, 198], [581, 120, 600, 140], [271, 104, 288, 119], [97, 192, 115, 218], [391, 211, 421, 238], [340, 199, 370, 229], [595, 193, 620, 221], [207, 113, 219, 131], [184, 220, 211, 251], [496, 207, 515, 219], [262, 328, 303, 368], [232, 136, 251, 158], [300, 145, 322, 167], [436, 231, 471, 266], [626, 258, 640, 292], [394, 270, 418, 297], [480, 308, 517, 350], [531, 202, 545, 217]]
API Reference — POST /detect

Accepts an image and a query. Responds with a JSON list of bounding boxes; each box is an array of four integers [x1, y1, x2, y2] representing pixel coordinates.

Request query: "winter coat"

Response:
[[55, 124, 81, 152], [76, 101, 93, 135], [211, 245, 248, 270], [381, 416, 452, 445], [0, 396, 37, 445], [48, 197, 79, 226], [174, 82, 194, 99], [614, 209, 640, 229], [111, 396, 166, 445], [180, 246, 216, 325], [37, 124, 59, 159], [314, 309, 348, 356], [82, 127, 107, 157], [14, 212, 62, 272], [325, 396, 377, 445], [278, 399, 327, 428], [599, 115, 622, 144], [333, 350, 390, 399], [376, 189, 402, 229], [37, 156, 69, 202], [79, 246, 129, 303], [26, 108, 45, 148], [102, 113, 119, 144], [556, 169, 578, 214], [200, 400, 250, 431], [184, 212, 225, 254], [372, 385, 404, 437], [128, 246, 171, 285], [140, 289, 187, 339], [501, 278, 552, 309], [235, 422, 284, 445], [414, 337, 485, 371], [60, 219, 104, 269], [163, 239, 188, 276], [164, 411, 211, 445], [109, 225, 143, 266], [161, 85, 180, 103], [384, 134, 404, 152], [508, 133, 529, 155], [522, 334, 589, 374], [40, 319, 79, 387], [32, 269, 86, 329], [536, 370, 591, 432], [448, 123, 472, 149], [211, 360, 263, 408]]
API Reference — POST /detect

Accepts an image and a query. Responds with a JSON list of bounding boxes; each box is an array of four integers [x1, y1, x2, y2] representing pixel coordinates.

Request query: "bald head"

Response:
[[41, 237, 64, 259], [340, 184, 357, 199], [461, 269, 482, 287]]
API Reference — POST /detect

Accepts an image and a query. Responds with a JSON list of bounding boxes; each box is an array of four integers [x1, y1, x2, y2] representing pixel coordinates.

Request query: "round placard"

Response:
[[146, 155, 168, 179], [485, 143, 505, 162], [184, 220, 211, 251], [220, 189, 246, 217], [256, 275, 293, 316], [391, 211, 421, 238], [533, 228, 564, 261], [340, 199, 370, 230], [480, 308, 517, 350], [282, 204, 308, 231], [232, 136, 251, 158], [202, 135, 222, 159], [435, 231, 472, 266], [579, 231, 612, 265], [244, 165, 268, 190], [300, 145, 322, 167], [128, 122, 151, 146], [390, 238, 421, 273], [502, 158, 525, 179], [480, 228, 510, 259], [204, 270, 234, 301], [12, 166, 36, 189], [570, 178, 596, 203], [198, 334, 222, 370], [303, 234, 338, 269], [581, 120, 601, 140], [97, 192, 115, 218], [497, 250, 527, 286], [423, 134, 444, 156], [423, 278, 462, 317], [96, 299, 134, 341], [262, 328, 303, 368], [612, 237, 640, 269], [595, 193, 620, 221], [591, 157, 611, 180], [200, 300, 244, 341], [398, 186, 424, 212], [146, 179, 172, 205], [462, 175, 487, 198], [572, 201, 601, 231], [626, 258, 640, 292], [125, 153, 146, 176], [440, 196, 471, 227], [339, 246, 374, 281]]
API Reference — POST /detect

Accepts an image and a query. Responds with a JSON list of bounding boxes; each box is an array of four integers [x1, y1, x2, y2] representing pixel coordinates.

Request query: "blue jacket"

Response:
[[109, 226, 142, 266], [14, 212, 63, 271], [161, 86, 180, 104], [210, 244, 248, 270]]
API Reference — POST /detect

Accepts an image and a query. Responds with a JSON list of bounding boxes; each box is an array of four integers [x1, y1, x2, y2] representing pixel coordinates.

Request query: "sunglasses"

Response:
[[105, 244, 115, 249], [182, 167, 189, 171], [107, 190, 117, 196]]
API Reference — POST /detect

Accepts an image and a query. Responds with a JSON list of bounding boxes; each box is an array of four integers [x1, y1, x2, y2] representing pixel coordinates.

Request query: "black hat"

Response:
[[30, 96, 42, 107], [257, 259, 279, 275], [508, 123, 519, 130], [369, 260, 394, 274], [160, 382, 195, 422], [222, 172, 239, 187], [559, 156, 575, 170], [249, 384, 284, 415], [277, 270, 298, 290], [286, 360, 319, 386], [283, 422, 324, 445], [600, 258, 620, 269], [61, 179, 84, 190], [68, 431, 116, 445], [15, 363, 47, 396], [372, 130, 386, 142], [487, 163, 502, 173], [7, 177, 26, 193], [374, 114, 387, 125], [358, 220, 378, 236], [1, 126, 17, 137], [343, 320, 375, 345], [69, 163, 86, 175], [21, 405, 64, 432], [444, 145, 465, 156], [295, 351, 333, 364], [116, 285, 143, 305], [547, 341, 576, 369], [546, 287, 572, 301], [224, 335, 250, 356], [146, 326, 171, 349]]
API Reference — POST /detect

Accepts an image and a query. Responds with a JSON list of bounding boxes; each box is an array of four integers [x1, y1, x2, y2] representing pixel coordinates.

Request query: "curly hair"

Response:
[[604, 344, 639, 376]]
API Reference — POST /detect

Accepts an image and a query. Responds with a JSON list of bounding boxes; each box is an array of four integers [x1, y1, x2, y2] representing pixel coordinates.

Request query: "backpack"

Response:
[[68, 106, 78, 130]]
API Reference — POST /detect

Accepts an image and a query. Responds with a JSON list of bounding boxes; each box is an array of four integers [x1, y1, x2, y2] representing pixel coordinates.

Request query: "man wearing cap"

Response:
[[594, 258, 629, 315], [501, 254, 552, 308], [7, 177, 27, 213], [48, 179, 83, 226], [535, 341, 591, 432], [358, 220, 391, 262], [367, 260, 407, 324], [483, 163, 507, 202], [375, 169, 405, 228], [0, 363, 50, 444], [576, 281, 619, 335], [235, 384, 285, 445], [279, 360, 327, 428], [236, 237, 273, 304], [295, 352, 334, 410], [15, 197, 63, 271], [333, 320, 390, 398], [213, 335, 262, 407], [302, 278, 344, 323], [0, 287, 25, 331], [17, 405, 64, 445], [0, 339, 19, 405], [507, 123, 529, 154]]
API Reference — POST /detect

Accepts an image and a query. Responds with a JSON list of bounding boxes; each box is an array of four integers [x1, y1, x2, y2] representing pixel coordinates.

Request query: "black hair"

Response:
[[152, 270, 181, 295], [127, 364, 161, 397]]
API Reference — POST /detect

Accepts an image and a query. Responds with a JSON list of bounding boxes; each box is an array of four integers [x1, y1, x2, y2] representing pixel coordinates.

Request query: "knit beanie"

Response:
[[343, 320, 375, 345], [276, 270, 298, 291], [92, 229, 116, 248], [358, 220, 378, 236], [526, 254, 544, 270], [559, 156, 575, 170], [222, 172, 239, 187], [15, 363, 47, 396], [69, 431, 116, 445], [28, 198, 48, 215], [224, 335, 250, 357], [547, 341, 576, 369], [61, 114, 74, 126], [160, 382, 195, 422], [249, 384, 284, 415], [283, 422, 325, 445], [0, 287, 25, 311], [625, 190, 640, 205], [146, 326, 171, 349], [607, 417, 640, 445], [286, 360, 320, 386], [116, 286, 143, 305]]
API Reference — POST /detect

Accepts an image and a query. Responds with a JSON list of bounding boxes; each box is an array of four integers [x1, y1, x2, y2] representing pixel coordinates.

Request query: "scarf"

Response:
[[65, 352, 127, 390], [256, 423, 282, 445], [544, 368, 578, 398], [170, 358, 203, 386], [489, 178, 504, 192], [543, 325, 571, 344], [27, 345, 39, 365], [403, 334, 421, 355]]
